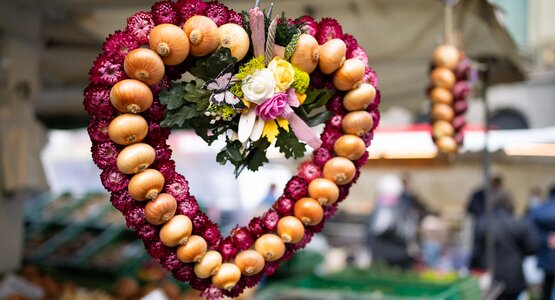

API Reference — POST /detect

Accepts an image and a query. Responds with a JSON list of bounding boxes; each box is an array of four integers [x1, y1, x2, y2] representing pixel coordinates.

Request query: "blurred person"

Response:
[[420, 214, 449, 269], [366, 175, 419, 269], [530, 184, 555, 300], [473, 193, 538, 300], [401, 173, 427, 220], [467, 175, 506, 219], [467, 175, 508, 269], [522, 186, 545, 295], [262, 183, 277, 207], [253, 183, 277, 217], [526, 186, 544, 215]]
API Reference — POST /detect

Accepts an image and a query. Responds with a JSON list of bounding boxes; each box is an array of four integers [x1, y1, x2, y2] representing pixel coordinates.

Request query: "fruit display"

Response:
[[428, 44, 472, 154]]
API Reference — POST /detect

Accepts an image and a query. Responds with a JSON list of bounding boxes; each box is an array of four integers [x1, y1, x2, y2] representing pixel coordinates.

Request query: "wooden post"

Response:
[[0, 1, 47, 272]]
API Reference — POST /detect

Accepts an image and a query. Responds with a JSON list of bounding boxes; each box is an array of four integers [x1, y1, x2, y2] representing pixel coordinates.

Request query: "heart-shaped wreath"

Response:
[[84, 0, 380, 297]]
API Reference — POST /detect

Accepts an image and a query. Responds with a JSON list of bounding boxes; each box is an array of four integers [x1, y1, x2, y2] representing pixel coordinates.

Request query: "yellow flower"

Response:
[[268, 57, 295, 92], [296, 92, 307, 105], [263, 118, 289, 142]]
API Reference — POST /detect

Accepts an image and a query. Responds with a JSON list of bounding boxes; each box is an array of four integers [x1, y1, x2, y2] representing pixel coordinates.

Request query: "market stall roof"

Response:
[[3, 0, 525, 126]]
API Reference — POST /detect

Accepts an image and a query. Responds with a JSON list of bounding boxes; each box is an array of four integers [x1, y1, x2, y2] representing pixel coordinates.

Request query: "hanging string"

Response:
[[443, 0, 459, 45]]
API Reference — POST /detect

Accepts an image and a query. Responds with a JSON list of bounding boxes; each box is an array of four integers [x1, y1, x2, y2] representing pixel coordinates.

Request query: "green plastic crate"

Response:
[[257, 269, 480, 300]]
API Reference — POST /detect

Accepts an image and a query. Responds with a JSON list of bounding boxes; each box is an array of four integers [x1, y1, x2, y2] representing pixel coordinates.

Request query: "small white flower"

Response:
[[241, 69, 276, 104]]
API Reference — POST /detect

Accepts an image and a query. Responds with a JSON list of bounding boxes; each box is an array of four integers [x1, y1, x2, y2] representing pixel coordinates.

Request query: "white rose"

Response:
[[241, 69, 276, 104]]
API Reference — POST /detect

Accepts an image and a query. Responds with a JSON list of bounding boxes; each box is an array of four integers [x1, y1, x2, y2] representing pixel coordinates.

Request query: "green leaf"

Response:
[[302, 88, 333, 114], [190, 48, 237, 80], [216, 150, 228, 165], [306, 111, 333, 127], [226, 143, 243, 162], [216, 138, 245, 166], [159, 84, 185, 110], [245, 138, 271, 173], [275, 126, 306, 159], [276, 12, 303, 46], [160, 104, 204, 128]]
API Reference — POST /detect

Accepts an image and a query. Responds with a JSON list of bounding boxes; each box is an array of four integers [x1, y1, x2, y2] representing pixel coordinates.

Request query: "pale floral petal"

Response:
[[250, 116, 266, 141], [238, 109, 257, 143]]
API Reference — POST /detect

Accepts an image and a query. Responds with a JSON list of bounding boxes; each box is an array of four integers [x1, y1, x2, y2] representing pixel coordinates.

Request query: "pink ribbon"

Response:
[[280, 89, 322, 149], [249, 7, 265, 57]]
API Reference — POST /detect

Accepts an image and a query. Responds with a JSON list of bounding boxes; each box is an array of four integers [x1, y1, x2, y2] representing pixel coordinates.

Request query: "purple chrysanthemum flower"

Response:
[[205, 1, 229, 26], [324, 203, 339, 221], [222, 282, 246, 299], [273, 196, 294, 216], [87, 115, 113, 143], [161, 252, 182, 271], [145, 122, 171, 146], [296, 161, 322, 183], [125, 206, 147, 230], [262, 210, 280, 231], [337, 184, 352, 202], [263, 261, 281, 276], [327, 114, 343, 131], [136, 223, 158, 240], [284, 248, 297, 263], [110, 191, 134, 213], [247, 217, 264, 239], [327, 94, 346, 115], [371, 109, 380, 131], [313, 147, 332, 168], [190, 277, 212, 293], [126, 12, 155, 44], [151, 0, 181, 25], [176, 0, 207, 23], [364, 66, 379, 88], [228, 10, 242, 25], [321, 128, 343, 151], [89, 54, 126, 86], [83, 85, 114, 116], [362, 132, 374, 147], [290, 230, 315, 250], [165, 174, 189, 202], [316, 18, 343, 45], [164, 64, 187, 81], [101, 167, 129, 192], [102, 30, 139, 61], [154, 143, 173, 161], [172, 264, 194, 282], [192, 213, 209, 230], [343, 34, 359, 55], [91, 142, 119, 169], [145, 240, 171, 260], [150, 76, 172, 95], [347, 46, 369, 65], [177, 196, 200, 218], [202, 222, 222, 247], [351, 168, 361, 184], [218, 237, 238, 261], [284, 176, 308, 200], [243, 272, 264, 288], [354, 151, 370, 167], [152, 159, 175, 181], [201, 285, 224, 300], [295, 15, 318, 36], [143, 99, 166, 122], [231, 227, 254, 250], [367, 89, 381, 112]]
